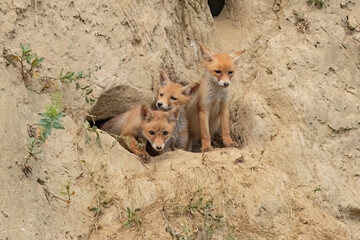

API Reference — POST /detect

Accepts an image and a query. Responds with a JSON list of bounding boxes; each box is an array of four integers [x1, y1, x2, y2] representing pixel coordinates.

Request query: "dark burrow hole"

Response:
[[208, 0, 225, 17]]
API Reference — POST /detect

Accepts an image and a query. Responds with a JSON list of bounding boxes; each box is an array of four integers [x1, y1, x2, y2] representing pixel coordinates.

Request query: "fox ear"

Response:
[[140, 105, 154, 122], [198, 42, 215, 62], [159, 70, 172, 87], [181, 82, 199, 97], [229, 50, 245, 62], [167, 106, 180, 123]]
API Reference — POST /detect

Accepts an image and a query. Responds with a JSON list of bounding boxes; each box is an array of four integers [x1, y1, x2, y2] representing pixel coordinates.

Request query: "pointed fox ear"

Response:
[[140, 105, 154, 122], [229, 50, 245, 62], [167, 106, 180, 123], [159, 70, 172, 87], [198, 42, 215, 62], [181, 82, 200, 97]]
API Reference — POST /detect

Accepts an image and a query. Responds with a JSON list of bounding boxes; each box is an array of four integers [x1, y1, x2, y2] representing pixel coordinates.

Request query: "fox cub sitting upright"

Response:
[[156, 70, 199, 151], [101, 105, 180, 162], [186, 43, 245, 152]]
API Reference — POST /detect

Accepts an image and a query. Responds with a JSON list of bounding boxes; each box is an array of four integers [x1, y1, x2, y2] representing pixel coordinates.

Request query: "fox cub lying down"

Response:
[[101, 105, 180, 163]]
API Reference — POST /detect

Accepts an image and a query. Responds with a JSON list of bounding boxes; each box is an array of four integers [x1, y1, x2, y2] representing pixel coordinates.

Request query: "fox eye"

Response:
[[163, 131, 168, 135], [228, 71, 233, 74], [215, 70, 222, 74], [170, 96, 177, 100], [149, 130, 155, 135], [160, 93, 163, 97]]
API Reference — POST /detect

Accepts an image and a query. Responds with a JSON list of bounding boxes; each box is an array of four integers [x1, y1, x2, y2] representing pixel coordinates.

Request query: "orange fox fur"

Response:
[[186, 43, 245, 152], [156, 70, 199, 151], [101, 105, 180, 162]]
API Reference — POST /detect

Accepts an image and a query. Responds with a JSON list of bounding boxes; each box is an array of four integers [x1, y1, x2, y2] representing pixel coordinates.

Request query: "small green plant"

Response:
[[9, 43, 99, 106], [21, 93, 65, 176], [86, 191, 117, 239], [313, 186, 321, 192], [166, 189, 238, 240], [124, 207, 142, 227], [307, 0, 326, 8], [12, 43, 44, 85], [293, 10, 309, 33], [293, 10, 304, 22], [187, 189, 205, 212], [83, 121, 102, 147], [22, 137, 43, 176], [59, 182, 76, 207], [26, 137, 42, 157], [38, 94, 65, 142], [59, 69, 96, 104], [88, 190, 114, 212]]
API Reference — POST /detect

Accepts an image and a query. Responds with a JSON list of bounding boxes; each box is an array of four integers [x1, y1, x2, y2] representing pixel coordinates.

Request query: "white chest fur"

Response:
[[203, 77, 229, 118]]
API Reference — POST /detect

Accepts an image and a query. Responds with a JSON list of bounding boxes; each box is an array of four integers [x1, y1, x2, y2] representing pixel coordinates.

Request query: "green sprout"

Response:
[[307, 0, 326, 9], [12, 43, 44, 84]]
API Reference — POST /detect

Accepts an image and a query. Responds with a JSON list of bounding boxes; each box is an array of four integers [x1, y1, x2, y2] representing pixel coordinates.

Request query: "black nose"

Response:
[[224, 82, 229, 87], [157, 102, 163, 107], [156, 146, 162, 150]]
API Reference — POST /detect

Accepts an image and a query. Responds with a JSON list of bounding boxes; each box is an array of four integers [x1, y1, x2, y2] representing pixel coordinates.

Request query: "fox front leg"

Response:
[[199, 110, 214, 152], [220, 103, 238, 148], [119, 135, 150, 163]]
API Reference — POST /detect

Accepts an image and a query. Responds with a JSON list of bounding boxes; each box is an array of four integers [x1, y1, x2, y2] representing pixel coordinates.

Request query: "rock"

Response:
[[348, 15, 359, 30]]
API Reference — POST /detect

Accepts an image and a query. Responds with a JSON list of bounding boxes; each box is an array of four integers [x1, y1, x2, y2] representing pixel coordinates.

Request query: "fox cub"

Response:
[[101, 105, 180, 162], [156, 70, 199, 151], [186, 43, 245, 152]]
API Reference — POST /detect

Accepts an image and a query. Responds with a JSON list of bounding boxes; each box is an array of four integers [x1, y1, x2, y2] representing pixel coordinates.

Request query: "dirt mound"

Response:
[[0, 0, 359, 239]]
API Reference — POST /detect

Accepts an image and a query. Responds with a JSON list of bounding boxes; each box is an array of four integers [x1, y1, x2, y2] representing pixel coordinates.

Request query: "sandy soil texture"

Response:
[[0, 0, 359, 239]]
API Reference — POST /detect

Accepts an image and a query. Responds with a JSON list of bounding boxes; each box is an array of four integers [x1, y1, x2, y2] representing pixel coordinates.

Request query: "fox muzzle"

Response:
[[152, 143, 165, 151]]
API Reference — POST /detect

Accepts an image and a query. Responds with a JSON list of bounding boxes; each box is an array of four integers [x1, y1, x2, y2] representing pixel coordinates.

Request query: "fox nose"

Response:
[[157, 102, 163, 107], [224, 82, 230, 87], [156, 146, 162, 150]]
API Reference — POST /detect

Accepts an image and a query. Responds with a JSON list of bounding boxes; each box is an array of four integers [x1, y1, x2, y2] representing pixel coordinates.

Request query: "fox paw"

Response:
[[201, 145, 214, 152], [139, 153, 150, 163], [224, 141, 238, 148]]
